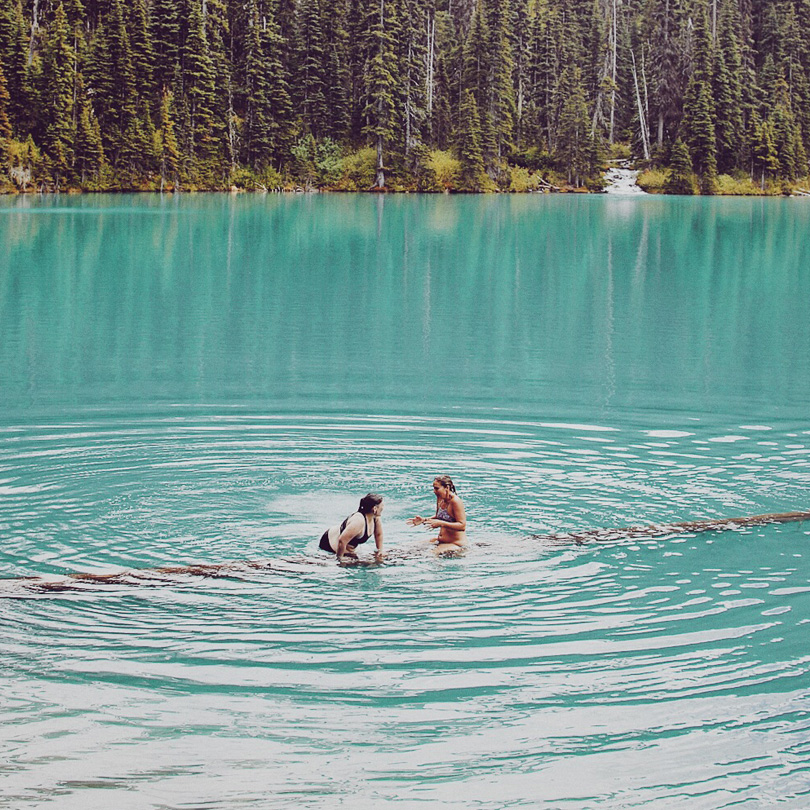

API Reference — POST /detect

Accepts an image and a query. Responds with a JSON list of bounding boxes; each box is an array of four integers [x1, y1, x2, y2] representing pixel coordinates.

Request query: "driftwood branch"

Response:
[[533, 509, 810, 544], [537, 177, 561, 192]]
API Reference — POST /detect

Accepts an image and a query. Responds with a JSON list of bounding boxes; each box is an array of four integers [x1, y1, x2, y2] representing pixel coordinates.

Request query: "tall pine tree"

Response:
[[363, 0, 398, 187], [682, 4, 717, 191], [38, 3, 75, 187]]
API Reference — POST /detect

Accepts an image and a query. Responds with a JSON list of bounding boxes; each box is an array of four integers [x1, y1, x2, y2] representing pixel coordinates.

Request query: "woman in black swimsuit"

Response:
[[407, 475, 467, 551], [319, 493, 385, 560]]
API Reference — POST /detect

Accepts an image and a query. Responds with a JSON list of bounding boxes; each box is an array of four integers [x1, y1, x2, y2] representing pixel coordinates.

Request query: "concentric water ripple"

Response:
[[2, 409, 809, 808]]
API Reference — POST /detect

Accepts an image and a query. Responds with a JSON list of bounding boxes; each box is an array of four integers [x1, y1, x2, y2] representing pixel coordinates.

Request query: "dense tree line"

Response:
[[0, 0, 808, 192]]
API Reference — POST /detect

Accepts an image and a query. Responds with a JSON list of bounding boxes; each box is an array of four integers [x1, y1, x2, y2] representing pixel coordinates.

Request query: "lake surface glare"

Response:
[[1, 193, 810, 808]]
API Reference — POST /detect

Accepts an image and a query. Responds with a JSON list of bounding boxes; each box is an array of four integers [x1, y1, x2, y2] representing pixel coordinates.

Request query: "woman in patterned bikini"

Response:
[[407, 475, 467, 552]]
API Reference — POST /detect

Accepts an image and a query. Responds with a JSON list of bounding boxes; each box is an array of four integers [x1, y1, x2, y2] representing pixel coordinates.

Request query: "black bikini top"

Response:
[[340, 512, 371, 546]]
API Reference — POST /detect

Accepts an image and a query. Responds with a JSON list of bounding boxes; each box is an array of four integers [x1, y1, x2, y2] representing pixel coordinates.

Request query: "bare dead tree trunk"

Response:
[[405, 40, 412, 156], [426, 15, 435, 115], [376, 0, 386, 188], [657, 0, 669, 147], [228, 77, 236, 172], [28, 0, 39, 66], [641, 46, 649, 129], [609, 0, 617, 143], [631, 50, 650, 160]]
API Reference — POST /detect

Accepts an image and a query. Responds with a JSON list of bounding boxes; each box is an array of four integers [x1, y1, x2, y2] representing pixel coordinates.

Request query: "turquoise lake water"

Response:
[[1, 193, 809, 808]]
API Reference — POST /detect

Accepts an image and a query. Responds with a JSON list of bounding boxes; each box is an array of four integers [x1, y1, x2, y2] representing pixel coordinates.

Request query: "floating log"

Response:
[[5, 510, 808, 594], [533, 509, 810, 544]]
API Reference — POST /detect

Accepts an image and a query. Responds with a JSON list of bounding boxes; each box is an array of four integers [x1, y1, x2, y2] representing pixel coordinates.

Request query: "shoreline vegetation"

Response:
[[2, 0, 810, 198]]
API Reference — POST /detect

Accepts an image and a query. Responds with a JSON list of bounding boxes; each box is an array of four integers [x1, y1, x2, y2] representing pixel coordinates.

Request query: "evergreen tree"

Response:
[[397, 0, 429, 174], [798, 0, 810, 74], [457, 87, 487, 189], [62, 0, 85, 31], [684, 78, 717, 190], [539, 4, 567, 152], [182, 0, 217, 177], [645, 0, 685, 150], [127, 0, 155, 105], [322, 0, 351, 141], [87, 0, 137, 173], [38, 3, 75, 187], [750, 114, 778, 188], [791, 65, 810, 162], [556, 64, 593, 186], [521, 5, 545, 147], [664, 137, 694, 193], [510, 0, 531, 148], [0, 0, 30, 134], [276, 0, 297, 71], [768, 76, 806, 180], [242, 2, 270, 170], [73, 79, 105, 183], [463, 0, 495, 165], [713, 0, 744, 173], [486, 0, 515, 162], [242, 0, 293, 171], [204, 0, 233, 175], [682, 4, 716, 191], [151, 0, 180, 91], [363, 0, 398, 187], [346, 0, 369, 144], [293, 0, 328, 138], [712, 46, 742, 173], [157, 87, 180, 189], [431, 51, 453, 148], [262, 0, 295, 169]]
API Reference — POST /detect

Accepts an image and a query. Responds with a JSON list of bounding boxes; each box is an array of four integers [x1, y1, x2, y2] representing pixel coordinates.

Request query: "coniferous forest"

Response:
[[0, 0, 809, 194]]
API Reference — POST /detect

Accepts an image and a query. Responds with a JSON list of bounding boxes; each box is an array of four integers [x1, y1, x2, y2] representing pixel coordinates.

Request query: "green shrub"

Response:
[[509, 166, 548, 192], [636, 168, 668, 193], [509, 166, 532, 192], [714, 174, 765, 195], [314, 138, 343, 185], [229, 165, 283, 191], [428, 149, 461, 189], [291, 135, 344, 187], [258, 166, 284, 190], [334, 147, 376, 191], [609, 142, 632, 160], [585, 173, 607, 192]]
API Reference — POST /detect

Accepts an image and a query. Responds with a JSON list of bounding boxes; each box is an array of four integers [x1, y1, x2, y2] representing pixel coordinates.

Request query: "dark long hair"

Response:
[[358, 493, 383, 514], [434, 475, 457, 494]]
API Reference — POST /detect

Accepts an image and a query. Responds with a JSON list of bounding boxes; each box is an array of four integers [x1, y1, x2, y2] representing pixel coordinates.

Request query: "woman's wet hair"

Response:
[[358, 492, 384, 514], [434, 475, 457, 493]]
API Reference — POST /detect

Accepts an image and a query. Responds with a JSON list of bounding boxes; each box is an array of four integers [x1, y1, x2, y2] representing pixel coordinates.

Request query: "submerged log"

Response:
[[5, 509, 808, 593], [534, 509, 810, 544]]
